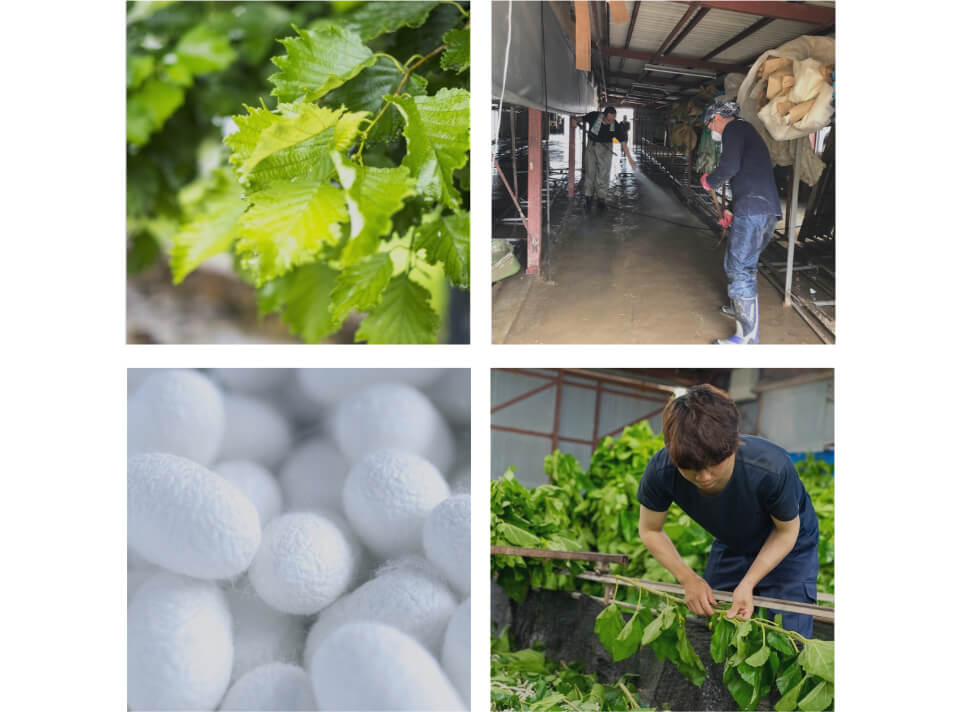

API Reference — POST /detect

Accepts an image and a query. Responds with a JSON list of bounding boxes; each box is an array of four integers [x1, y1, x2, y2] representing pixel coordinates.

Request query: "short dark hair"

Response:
[[603, 106, 616, 116], [661, 384, 742, 470]]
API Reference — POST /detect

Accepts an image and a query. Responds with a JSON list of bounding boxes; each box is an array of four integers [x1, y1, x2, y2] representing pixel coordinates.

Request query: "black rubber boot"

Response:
[[596, 198, 607, 213], [585, 196, 593, 213]]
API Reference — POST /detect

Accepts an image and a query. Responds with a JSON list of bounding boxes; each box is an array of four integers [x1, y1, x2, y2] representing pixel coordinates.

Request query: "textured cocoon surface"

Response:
[[310, 622, 465, 711], [224, 579, 307, 682], [442, 598, 470, 703], [127, 572, 233, 711], [220, 663, 316, 711], [215, 460, 284, 526], [298, 368, 442, 406], [342, 449, 450, 558], [278, 438, 349, 513], [127, 369, 225, 466], [304, 557, 457, 664], [449, 466, 471, 495], [128, 453, 261, 579], [249, 512, 354, 614], [210, 368, 291, 395], [423, 494, 471, 596], [334, 383, 454, 472], [219, 394, 293, 469], [425, 368, 470, 425]]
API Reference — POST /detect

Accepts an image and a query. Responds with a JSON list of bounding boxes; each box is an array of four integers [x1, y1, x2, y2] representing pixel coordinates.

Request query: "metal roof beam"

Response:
[[701, 16, 773, 60], [680, 1, 834, 25], [663, 6, 710, 57], [617, 1, 642, 73], [602, 46, 749, 73]]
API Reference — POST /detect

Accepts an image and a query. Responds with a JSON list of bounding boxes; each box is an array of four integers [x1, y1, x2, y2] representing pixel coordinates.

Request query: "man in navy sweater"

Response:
[[701, 100, 782, 345], [637, 385, 819, 636]]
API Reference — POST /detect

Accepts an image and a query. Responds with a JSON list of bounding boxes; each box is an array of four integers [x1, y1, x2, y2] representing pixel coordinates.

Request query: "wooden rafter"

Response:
[[662, 6, 709, 56], [682, 1, 834, 25], [701, 15, 773, 60]]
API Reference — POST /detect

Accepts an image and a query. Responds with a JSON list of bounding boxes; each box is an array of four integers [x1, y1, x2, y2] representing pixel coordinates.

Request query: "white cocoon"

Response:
[[128, 572, 233, 711], [220, 663, 316, 711], [310, 622, 464, 711], [127, 369, 225, 466], [449, 466, 471, 495], [219, 394, 293, 469], [215, 460, 284, 526], [224, 579, 306, 682], [210, 368, 291, 395], [334, 383, 454, 472], [249, 512, 354, 614], [303, 557, 457, 664], [297, 369, 442, 406], [278, 438, 349, 513], [342, 449, 450, 558], [442, 598, 470, 703], [423, 494, 471, 596], [128, 453, 261, 579]]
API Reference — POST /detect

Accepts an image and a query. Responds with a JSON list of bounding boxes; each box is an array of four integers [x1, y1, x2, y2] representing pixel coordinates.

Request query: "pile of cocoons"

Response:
[[127, 368, 471, 711]]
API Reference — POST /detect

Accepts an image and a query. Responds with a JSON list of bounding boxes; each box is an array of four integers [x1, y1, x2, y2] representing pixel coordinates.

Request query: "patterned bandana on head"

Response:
[[704, 99, 740, 122]]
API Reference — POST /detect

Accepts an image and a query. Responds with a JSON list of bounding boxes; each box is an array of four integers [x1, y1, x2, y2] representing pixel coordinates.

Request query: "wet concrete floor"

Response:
[[493, 162, 821, 345]]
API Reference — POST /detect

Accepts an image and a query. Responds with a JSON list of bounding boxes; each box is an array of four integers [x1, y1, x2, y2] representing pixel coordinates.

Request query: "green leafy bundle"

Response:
[[491, 628, 653, 712], [127, 1, 470, 343], [794, 456, 835, 594], [593, 580, 834, 711]]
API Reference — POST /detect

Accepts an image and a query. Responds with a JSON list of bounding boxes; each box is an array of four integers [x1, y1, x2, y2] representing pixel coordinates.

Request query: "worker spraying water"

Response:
[[573, 106, 629, 214], [701, 99, 782, 345]]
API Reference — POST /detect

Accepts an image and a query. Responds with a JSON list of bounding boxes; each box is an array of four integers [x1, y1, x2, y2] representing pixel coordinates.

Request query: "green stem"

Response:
[[439, 0, 469, 18], [372, 52, 405, 73]]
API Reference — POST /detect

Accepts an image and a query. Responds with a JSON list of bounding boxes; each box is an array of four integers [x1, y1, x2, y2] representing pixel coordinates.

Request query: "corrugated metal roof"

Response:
[[623, 2, 694, 54]]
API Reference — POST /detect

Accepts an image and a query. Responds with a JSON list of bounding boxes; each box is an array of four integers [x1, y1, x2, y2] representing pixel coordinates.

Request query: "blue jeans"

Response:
[[724, 214, 778, 300]]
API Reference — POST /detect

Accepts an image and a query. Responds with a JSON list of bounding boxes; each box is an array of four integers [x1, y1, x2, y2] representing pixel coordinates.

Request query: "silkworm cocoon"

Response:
[[248, 512, 354, 614], [127, 563, 157, 607], [297, 369, 442, 406], [442, 598, 470, 703], [127, 369, 225, 466], [310, 622, 465, 711], [303, 556, 457, 664], [425, 369, 471, 425], [278, 438, 349, 514], [224, 579, 307, 682], [219, 394, 293, 469], [450, 466, 471, 495], [342, 449, 450, 558], [210, 368, 291, 395], [215, 460, 284, 526], [423, 494, 471, 596], [128, 453, 261, 579], [334, 383, 454, 472], [220, 663, 316, 711], [128, 572, 233, 711], [127, 367, 172, 396]]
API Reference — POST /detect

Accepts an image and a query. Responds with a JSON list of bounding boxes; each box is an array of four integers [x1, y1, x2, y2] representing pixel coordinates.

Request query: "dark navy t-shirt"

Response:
[[704, 119, 781, 218], [637, 435, 818, 555]]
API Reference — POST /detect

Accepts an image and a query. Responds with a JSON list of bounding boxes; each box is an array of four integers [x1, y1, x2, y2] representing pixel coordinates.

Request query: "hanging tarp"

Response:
[[492, 0, 596, 115]]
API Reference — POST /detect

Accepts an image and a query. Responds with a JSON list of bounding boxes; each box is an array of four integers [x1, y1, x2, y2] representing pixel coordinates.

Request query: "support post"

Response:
[[783, 139, 802, 306], [567, 116, 576, 197], [527, 108, 543, 275]]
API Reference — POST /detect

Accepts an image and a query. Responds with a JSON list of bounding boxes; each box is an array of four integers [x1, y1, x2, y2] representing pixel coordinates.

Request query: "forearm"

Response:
[[740, 526, 798, 589], [639, 529, 700, 585]]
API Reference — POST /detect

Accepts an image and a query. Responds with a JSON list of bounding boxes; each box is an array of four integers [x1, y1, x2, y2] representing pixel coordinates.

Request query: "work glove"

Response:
[[700, 173, 712, 192], [719, 210, 733, 229]]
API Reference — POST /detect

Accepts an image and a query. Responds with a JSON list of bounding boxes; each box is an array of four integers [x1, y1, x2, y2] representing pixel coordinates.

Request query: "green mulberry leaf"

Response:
[[127, 79, 185, 146], [269, 25, 377, 103], [236, 180, 347, 285], [796, 639, 833, 683], [329, 252, 394, 323], [745, 645, 770, 667], [324, 57, 428, 143], [127, 54, 155, 90], [594, 603, 625, 655], [386, 88, 470, 209], [797, 680, 833, 712], [170, 170, 245, 283], [332, 152, 416, 264], [441, 26, 469, 73], [773, 675, 808, 712], [174, 24, 236, 74], [338, 1, 439, 41], [355, 274, 438, 344], [415, 210, 469, 287], [257, 263, 341, 343]]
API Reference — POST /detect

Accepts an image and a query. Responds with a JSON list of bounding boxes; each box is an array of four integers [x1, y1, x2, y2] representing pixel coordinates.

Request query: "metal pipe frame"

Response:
[[527, 108, 543, 274]]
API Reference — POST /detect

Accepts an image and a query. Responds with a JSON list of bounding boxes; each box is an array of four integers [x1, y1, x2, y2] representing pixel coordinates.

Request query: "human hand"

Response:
[[682, 575, 718, 616], [726, 582, 754, 621], [700, 173, 712, 192], [719, 210, 733, 229]]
